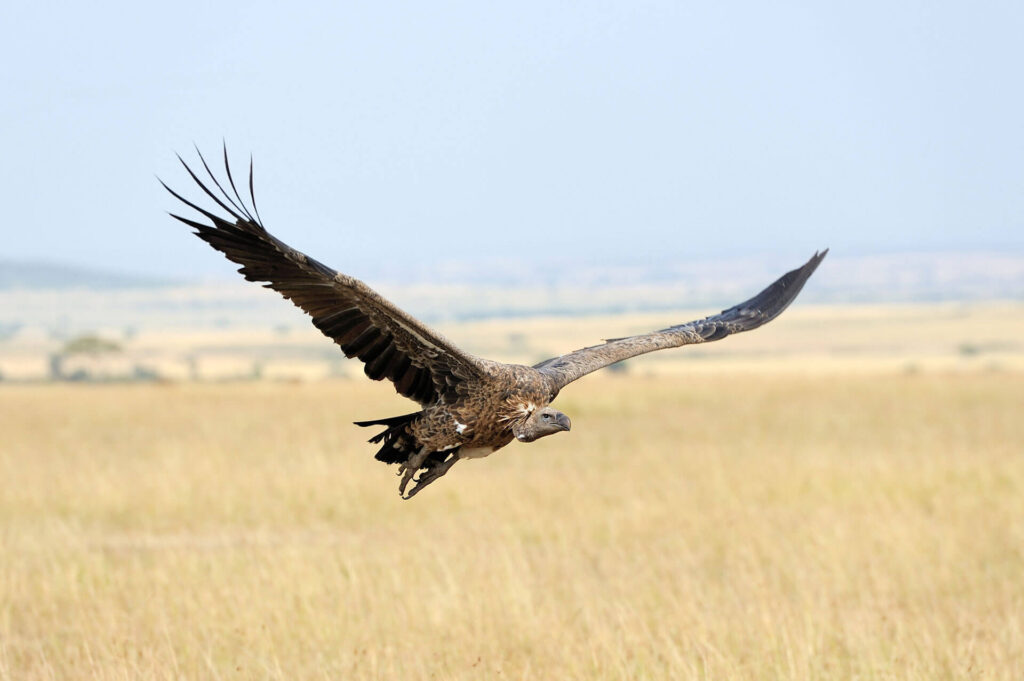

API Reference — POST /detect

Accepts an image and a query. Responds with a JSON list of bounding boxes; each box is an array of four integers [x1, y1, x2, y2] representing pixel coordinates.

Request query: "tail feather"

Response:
[[355, 412, 422, 463], [355, 411, 458, 469]]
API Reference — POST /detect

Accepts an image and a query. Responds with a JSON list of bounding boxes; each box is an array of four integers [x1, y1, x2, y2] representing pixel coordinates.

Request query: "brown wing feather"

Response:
[[534, 250, 828, 391], [163, 149, 484, 405]]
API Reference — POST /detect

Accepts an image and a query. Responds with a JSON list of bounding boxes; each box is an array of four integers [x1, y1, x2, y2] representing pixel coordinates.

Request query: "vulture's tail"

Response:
[[355, 412, 425, 465]]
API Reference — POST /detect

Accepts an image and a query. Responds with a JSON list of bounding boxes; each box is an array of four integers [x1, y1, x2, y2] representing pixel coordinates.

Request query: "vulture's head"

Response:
[[512, 406, 571, 443]]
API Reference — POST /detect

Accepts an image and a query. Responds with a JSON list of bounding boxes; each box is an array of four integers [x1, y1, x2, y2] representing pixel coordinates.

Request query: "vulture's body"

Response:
[[164, 149, 827, 498]]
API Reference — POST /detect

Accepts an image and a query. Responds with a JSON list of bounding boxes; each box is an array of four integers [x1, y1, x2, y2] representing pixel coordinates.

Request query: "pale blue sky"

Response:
[[2, 1, 1022, 280]]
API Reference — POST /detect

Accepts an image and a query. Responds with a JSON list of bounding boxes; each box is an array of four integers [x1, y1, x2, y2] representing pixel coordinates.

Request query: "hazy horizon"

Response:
[[5, 242, 1024, 286]]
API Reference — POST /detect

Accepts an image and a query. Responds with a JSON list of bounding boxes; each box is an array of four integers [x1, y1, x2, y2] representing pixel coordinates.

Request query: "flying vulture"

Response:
[[163, 149, 827, 499]]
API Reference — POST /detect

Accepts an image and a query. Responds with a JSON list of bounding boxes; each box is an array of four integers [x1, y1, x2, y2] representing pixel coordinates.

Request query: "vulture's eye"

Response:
[[542, 413, 551, 421]]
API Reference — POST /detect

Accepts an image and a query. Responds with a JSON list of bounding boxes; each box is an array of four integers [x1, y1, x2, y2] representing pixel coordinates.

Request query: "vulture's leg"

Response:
[[398, 447, 431, 497], [403, 453, 460, 500]]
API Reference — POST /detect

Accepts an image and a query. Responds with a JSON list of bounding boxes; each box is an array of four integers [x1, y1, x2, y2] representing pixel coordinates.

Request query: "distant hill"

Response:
[[1, 250, 1022, 333], [1, 250, 1021, 332], [3, 250, 1022, 300], [0, 260, 176, 290]]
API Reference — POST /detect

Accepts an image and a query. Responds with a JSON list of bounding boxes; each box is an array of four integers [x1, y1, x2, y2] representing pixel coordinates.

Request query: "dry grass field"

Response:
[[2, 368, 1022, 679], [3, 302, 1023, 381]]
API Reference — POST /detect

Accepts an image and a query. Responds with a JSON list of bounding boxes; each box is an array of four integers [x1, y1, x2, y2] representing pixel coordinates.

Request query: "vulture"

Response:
[[163, 149, 827, 499]]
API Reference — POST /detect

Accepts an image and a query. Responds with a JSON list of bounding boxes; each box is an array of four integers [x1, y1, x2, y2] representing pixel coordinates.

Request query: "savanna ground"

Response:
[[1, 304, 1023, 679]]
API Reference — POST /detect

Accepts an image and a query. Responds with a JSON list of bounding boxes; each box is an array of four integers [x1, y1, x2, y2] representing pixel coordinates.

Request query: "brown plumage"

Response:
[[164, 148, 827, 499]]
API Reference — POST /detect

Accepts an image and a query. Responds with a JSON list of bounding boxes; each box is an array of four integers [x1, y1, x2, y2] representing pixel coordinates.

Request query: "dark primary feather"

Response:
[[163, 147, 484, 405], [534, 250, 828, 390]]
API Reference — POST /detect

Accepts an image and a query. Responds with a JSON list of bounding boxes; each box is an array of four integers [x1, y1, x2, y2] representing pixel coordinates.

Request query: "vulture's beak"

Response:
[[556, 413, 571, 432]]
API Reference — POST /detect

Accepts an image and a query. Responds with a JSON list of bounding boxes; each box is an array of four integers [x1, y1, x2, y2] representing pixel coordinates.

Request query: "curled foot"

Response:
[[399, 452, 460, 499]]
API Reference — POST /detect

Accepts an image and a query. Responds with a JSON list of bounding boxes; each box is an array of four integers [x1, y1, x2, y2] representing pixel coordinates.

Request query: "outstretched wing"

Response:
[[534, 250, 827, 391], [162, 147, 485, 405]]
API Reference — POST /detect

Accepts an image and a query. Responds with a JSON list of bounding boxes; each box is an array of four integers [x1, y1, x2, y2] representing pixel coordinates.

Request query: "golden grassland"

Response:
[[1, 369, 1022, 680], [3, 301, 1023, 380]]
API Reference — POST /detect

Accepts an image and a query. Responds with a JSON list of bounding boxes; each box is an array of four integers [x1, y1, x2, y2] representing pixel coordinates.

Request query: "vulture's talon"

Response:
[[400, 453, 460, 500]]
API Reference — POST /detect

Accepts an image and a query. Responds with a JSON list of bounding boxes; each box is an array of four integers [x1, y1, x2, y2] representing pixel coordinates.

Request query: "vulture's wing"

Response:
[[534, 250, 827, 391], [162, 148, 485, 405]]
